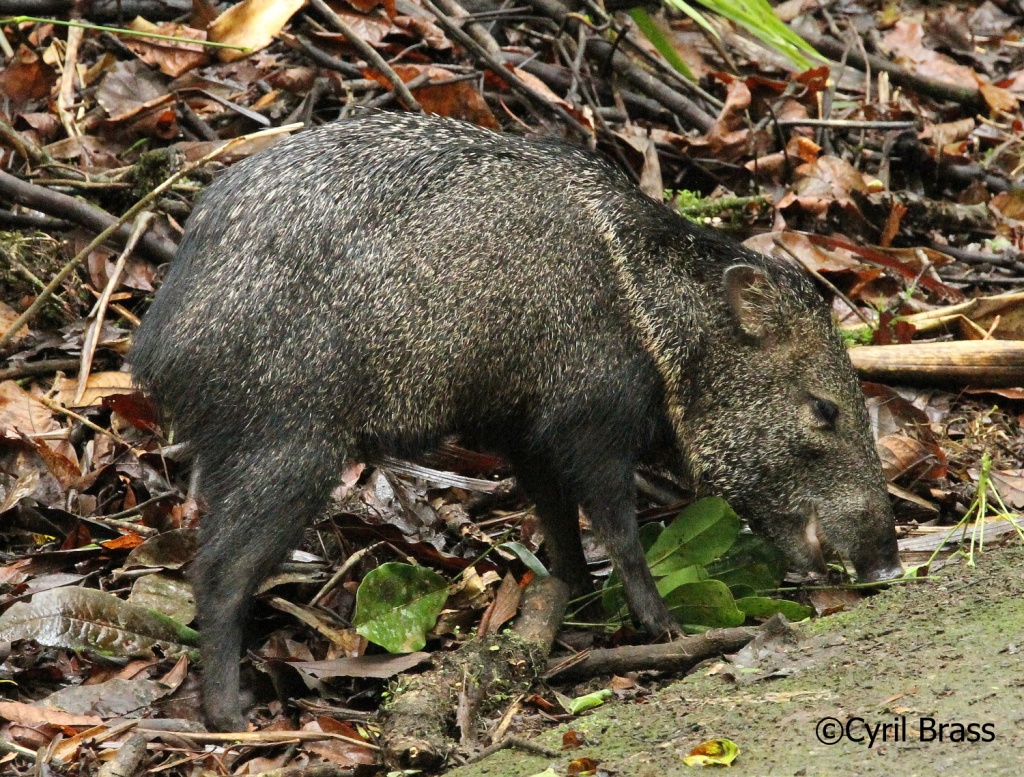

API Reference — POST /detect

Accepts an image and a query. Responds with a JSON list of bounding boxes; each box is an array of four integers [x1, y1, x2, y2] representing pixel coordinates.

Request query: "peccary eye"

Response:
[[812, 397, 840, 428]]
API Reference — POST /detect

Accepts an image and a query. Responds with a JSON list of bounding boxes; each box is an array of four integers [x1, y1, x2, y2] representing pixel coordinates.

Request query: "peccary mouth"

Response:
[[798, 504, 904, 583], [857, 562, 905, 584]]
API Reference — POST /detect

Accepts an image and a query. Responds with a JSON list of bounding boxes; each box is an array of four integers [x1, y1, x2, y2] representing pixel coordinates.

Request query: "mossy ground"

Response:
[[450, 541, 1024, 777]]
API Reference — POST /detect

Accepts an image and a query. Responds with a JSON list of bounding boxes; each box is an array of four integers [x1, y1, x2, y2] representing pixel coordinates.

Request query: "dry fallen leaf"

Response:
[[124, 18, 209, 77], [54, 371, 134, 407], [208, 0, 307, 62]]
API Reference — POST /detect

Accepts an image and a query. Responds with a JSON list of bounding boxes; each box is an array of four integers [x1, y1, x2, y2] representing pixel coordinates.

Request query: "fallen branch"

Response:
[[419, 0, 592, 139], [522, 0, 715, 132], [849, 340, 1024, 388], [308, 0, 422, 113], [0, 357, 92, 382], [502, 51, 669, 122], [799, 28, 983, 109], [432, 0, 502, 56], [0, 169, 177, 265], [545, 622, 765, 681]]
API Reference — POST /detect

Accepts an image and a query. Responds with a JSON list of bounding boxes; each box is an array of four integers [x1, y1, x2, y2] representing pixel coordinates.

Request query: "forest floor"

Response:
[[451, 543, 1024, 777], [3, 0, 1024, 775]]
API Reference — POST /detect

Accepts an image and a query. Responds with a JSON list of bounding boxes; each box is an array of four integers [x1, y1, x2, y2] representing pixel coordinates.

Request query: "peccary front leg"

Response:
[[579, 468, 681, 638]]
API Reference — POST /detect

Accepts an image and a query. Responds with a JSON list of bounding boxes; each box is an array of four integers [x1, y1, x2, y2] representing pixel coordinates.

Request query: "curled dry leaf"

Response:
[[877, 431, 948, 482], [303, 717, 377, 767], [515, 67, 594, 132], [311, 11, 395, 48], [0, 380, 58, 439], [0, 700, 101, 727], [54, 371, 134, 408], [881, 20, 979, 87], [366, 64, 499, 129], [208, 0, 308, 62], [777, 156, 871, 219], [96, 60, 170, 120], [0, 44, 57, 115], [691, 79, 751, 161], [123, 18, 209, 77], [863, 383, 948, 482]]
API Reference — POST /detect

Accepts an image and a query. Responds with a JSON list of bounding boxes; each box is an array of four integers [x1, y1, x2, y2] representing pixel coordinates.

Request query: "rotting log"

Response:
[[380, 576, 570, 770]]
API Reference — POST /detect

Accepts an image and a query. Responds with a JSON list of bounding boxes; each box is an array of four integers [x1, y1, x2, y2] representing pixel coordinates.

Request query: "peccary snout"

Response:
[[683, 264, 902, 585]]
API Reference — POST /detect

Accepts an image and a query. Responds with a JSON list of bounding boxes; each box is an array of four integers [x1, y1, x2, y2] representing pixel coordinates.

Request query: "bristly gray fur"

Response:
[[130, 112, 901, 731]]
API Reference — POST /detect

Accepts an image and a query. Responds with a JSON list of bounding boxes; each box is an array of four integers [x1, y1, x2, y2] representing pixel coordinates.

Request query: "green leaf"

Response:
[[560, 688, 614, 714], [665, 0, 721, 39], [735, 596, 813, 621], [655, 564, 707, 597], [353, 562, 449, 653], [497, 541, 549, 578], [645, 497, 740, 576], [706, 533, 786, 591], [639, 520, 664, 552], [601, 570, 626, 617], [0, 587, 197, 658], [662, 579, 745, 628], [727, 583, 757, 600], [628, 8, 695, 80], [129, 572, 196, 626]]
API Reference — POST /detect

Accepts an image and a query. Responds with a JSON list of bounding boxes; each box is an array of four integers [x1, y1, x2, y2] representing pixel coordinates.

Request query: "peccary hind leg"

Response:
[[191, 441, 340, 731], [512, 459, 593, 599]]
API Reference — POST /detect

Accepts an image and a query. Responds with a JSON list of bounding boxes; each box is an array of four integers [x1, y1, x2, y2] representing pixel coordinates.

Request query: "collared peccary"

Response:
[[130, 112, 903, 731]]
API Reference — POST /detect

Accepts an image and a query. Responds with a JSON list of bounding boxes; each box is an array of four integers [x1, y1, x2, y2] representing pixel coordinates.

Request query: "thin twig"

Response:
[[0, 170, 177, 264], [432, 0, 502, 56], [75, 211, 154, 404], [0, 358, 83, 382], [772, 236, 871, 327], [775, 118, 916, 129], [281, 32, 364, 79], [36, 394, 127, 444], [420, 0, 592, 139], [307, 0, 422, 112]]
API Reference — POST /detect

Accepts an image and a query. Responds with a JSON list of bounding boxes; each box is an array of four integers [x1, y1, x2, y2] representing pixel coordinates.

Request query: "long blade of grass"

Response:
[[629, 8, 696, 80]]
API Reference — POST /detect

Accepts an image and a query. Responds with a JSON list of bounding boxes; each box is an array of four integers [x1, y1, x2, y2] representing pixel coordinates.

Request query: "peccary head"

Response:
[[683, 260, 903, 583]]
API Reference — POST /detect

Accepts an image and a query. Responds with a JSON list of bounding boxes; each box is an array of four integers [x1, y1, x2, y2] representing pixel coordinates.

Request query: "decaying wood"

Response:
[[849, 340, 1024, 388], [380, 576, 570, 770], [97, 732, 149, 777]]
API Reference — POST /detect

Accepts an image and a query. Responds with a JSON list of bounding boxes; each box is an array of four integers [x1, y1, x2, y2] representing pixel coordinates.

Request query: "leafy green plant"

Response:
[[919, 451, 1024, 574], [629, 8, 696, 80], [602, 497, 813, 629]]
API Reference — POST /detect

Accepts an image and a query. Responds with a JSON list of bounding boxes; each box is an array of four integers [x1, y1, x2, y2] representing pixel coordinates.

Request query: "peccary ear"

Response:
[[723, 264, 775, 342]]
